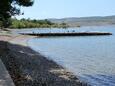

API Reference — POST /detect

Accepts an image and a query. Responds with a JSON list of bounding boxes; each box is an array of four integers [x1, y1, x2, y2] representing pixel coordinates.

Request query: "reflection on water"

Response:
[[27, 26, 115, 86]]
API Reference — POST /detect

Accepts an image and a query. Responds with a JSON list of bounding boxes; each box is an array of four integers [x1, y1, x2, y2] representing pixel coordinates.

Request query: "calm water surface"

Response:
[[26, 26, 115, 86]]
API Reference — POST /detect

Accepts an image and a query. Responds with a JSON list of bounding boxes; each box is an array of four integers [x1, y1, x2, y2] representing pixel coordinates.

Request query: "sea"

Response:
[[15, 25, 115, 86]]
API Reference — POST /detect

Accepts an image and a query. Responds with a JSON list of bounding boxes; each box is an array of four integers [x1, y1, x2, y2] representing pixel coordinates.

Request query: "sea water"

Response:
[[25, 26, 115, 86]]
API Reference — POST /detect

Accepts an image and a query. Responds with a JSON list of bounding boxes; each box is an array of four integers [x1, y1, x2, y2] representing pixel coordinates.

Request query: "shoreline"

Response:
[[0, 33, 88, 86]]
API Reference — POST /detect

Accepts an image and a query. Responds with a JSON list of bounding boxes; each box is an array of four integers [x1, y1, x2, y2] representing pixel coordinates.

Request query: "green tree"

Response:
[[0, 0, 34, 28], [60, 22, 69, 28]]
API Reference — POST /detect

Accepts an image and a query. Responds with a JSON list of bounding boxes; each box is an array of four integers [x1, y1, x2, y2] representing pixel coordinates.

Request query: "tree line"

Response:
[[9, 18, 69, 29]]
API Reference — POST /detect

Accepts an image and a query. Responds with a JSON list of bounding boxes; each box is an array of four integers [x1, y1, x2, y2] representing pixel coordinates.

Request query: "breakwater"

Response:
[[20, 32, 112, 36]]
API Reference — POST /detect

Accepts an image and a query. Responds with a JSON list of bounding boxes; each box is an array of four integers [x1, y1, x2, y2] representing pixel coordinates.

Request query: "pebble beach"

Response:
[[0, 30, 88, 86]]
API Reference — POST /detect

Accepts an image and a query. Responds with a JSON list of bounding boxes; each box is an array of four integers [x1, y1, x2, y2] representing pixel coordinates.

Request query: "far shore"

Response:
[[0, 30, 88, 86]]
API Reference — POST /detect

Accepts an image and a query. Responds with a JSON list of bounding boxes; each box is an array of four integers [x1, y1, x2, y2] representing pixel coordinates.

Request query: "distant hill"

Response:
[[48, 15, 115, 27]]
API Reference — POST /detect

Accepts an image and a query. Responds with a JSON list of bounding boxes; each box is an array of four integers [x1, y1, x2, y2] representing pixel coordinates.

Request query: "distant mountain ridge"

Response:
[[48, 15, 115, 27]]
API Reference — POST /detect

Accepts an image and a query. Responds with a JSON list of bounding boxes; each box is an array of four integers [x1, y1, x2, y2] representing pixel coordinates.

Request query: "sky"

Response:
[[16, 0, 115, 19]]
